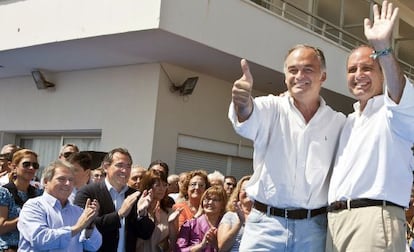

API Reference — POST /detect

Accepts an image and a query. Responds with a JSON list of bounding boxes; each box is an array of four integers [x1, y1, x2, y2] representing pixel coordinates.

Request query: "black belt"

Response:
[[327, 198, 403, 212], [253, 200, 326, 219]]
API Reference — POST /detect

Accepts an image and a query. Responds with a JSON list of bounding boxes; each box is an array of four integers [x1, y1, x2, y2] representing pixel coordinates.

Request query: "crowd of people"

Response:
[[0, 1, 413, 252], [0, 143, 251, 252]]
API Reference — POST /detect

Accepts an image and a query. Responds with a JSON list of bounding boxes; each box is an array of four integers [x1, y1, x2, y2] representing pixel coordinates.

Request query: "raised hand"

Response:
[[232, 59, 254, 121], [234, 201, 245, 224], [204, 227, 218, 249], [89, 199, 100, 217], [364, 0, 399, 49], [71, 198, 98, 236], [137, 189, 153, 215], [168, 207, 183, 223], [118, 191, 141, 218]]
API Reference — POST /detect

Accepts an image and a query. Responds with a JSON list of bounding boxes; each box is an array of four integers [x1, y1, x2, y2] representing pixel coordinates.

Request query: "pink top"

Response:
[[175, 214, 218, 252]]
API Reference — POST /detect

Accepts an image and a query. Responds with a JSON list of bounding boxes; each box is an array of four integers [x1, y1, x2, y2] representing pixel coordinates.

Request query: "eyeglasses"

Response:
[[62, 152, 74, 158], [113, 163, 131, 170], [22, 161, 40, 170], [189, 182, 206, 189]]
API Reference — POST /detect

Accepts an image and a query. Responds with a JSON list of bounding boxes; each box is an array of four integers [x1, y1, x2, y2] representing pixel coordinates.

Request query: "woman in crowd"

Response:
[[0, 187, 19, 252], [135, 169, 180, 251], [176, 186, 227, 252], [1, 149, 43, 251], [217, 175, 252, 252], [173, 170, 209, 230]]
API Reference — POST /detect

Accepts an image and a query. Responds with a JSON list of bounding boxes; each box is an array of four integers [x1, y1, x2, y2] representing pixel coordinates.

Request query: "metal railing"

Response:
[[249, 0, 414, 80]]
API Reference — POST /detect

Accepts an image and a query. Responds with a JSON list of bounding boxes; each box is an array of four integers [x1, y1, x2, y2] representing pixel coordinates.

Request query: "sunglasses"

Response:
[[62, 152, 74, 158], [22, 161, 40, 170]]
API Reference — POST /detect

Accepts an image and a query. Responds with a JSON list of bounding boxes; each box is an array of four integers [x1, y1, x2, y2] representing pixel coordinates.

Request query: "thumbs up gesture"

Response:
[[232, 59, 254, 121]]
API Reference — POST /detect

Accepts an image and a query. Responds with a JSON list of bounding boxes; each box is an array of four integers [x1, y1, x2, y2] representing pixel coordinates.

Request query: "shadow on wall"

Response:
[[81, 151, 107, 169]]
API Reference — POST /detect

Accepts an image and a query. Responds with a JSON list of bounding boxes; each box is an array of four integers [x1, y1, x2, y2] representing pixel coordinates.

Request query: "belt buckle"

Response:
[[336, 201, 346, 210]]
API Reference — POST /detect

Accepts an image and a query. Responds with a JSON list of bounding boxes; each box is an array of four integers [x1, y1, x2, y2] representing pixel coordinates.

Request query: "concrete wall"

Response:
[[0, 64, 160, 165], [152, 63, 254, 171], [0, 0, 162, 50], [0, 62, 252, 171]]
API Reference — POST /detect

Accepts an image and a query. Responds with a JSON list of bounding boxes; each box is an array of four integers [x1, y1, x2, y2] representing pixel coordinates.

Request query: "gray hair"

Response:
[[42, 159, 74, 184], [284, 44, 327, 72]]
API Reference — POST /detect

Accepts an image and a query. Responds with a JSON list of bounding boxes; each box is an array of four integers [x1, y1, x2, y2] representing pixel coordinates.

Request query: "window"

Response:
[[17, 134, 101, 177], [175, 148, 253, 181], [175, 134, 253, 180]]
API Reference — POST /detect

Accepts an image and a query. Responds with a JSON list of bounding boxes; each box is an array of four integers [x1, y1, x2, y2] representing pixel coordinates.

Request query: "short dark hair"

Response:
[[225, 175, 237, 182], [67, 152, 93, 170], [148, 160, 169, 176], [102, 148, 132, 165]]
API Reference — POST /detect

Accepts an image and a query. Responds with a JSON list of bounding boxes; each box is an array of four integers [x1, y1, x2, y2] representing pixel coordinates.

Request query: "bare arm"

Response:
[[364, 1, 405, 103], [218, 202, 246, 252], [232, 59, 254, 122], [0, 206, 18, 235], [217, 220, 241, 252]]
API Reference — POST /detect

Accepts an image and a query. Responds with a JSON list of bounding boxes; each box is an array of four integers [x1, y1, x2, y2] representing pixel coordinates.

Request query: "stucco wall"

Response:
[[0, 64, 160, 165]]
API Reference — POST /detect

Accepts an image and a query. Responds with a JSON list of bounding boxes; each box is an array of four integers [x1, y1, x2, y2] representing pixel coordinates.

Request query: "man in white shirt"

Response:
[[326, 2, 414, 251], [229, 45, 345, 251]]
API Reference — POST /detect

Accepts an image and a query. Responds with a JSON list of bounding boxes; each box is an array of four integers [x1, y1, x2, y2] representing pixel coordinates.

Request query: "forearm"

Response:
[[234, 97, 253, 123], [168, 221, 178, 249], [0, 217, 18, 235], [378, 52, 405, 103], [218, 222, 241, 251], [189, 242, 206, 252], [71, 223, 84, 237]]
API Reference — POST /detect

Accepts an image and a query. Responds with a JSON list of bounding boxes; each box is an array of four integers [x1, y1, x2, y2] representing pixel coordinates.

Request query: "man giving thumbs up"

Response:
[[228, 45, 345, 252]]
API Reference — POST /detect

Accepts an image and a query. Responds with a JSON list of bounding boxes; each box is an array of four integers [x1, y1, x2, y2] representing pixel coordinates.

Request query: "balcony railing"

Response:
[[249, 0, 414, 81]]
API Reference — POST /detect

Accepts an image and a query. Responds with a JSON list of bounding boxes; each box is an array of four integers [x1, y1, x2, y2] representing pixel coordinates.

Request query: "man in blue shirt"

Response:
[[17, 159, 102, 251]]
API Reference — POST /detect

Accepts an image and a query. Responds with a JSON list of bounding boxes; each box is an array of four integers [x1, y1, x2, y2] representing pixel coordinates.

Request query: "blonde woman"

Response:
[[176, 186, 227, 252], [217, 175, 252, 252]]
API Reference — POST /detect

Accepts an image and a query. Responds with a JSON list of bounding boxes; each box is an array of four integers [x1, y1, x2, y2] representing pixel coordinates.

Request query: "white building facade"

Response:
[[0, 0, 412, 177]]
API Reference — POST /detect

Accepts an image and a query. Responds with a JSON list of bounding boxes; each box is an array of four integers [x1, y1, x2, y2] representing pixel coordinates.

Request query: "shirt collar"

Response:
[[353, 94, 384, 115], [43, 191, 64, 209], [104, 178, 128, 194]]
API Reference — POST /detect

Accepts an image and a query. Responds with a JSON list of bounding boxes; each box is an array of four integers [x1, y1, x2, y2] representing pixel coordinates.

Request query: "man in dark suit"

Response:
[[75, 147, 155, 252]]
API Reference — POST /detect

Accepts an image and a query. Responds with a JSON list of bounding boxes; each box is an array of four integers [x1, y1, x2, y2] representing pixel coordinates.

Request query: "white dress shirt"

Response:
[[229, 94, 345, 209], [329, 78, 414, 207]]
